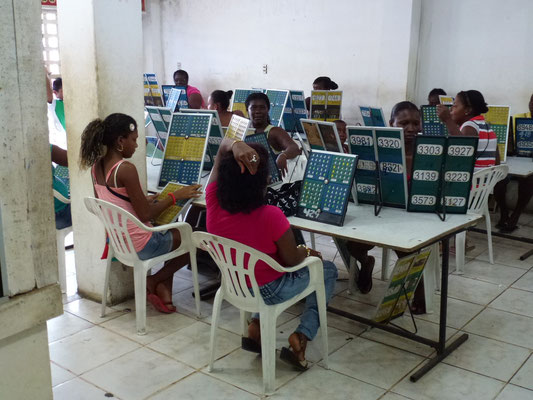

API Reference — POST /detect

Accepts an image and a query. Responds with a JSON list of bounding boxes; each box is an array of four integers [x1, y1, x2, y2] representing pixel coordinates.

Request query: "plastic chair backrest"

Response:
[[84, 197, 146, 265], [468, 165, 509, 214], [192, 231, 279, 310]]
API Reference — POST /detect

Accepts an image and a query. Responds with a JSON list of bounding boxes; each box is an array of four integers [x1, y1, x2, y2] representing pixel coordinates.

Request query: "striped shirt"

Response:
[[460, 115, 497, 171]]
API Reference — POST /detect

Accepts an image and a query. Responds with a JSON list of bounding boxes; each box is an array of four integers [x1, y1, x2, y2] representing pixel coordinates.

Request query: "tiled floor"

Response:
[[49, 224, 533, 399]]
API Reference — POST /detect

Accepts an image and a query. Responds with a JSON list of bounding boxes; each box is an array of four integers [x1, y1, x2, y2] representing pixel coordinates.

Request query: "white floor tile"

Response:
[[272, 365, 385, 400], [53, 378, 109, 400], [512, 270, 533, 292], [49, 326, 139, 375], [337, 278, 390, 307], [414, 295, 484, 329], [50, 362, 75, 387], [490, 288, 533, 318], [443, 333, 531, 381], [82, 347, 194, 400], [495, 384, 533, 400], [511, 355, 533, 390], [64, 298, 125, 324], [392, 363, 505, 400], [100, 307, 197, 345], [464, 308, 533, 348], [327, 337, 424, 389], [326, 309, 368, 335], [457, 259, 526, 286], [47, 312, 93, 343], [148, 371, 260, 400], [329, 294, 377, 320], [202, 348, 301, 395], [379, 393, 414, 400], [475, 240, 533, 270], [148, 321, 241, 369], [447, 275, 505, 305]]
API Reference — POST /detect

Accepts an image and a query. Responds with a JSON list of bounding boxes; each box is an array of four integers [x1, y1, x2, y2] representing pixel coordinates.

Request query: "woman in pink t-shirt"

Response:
[[205, 138, 338, 370], [79, 113, 202, 313], [173, 69, 205, 109]]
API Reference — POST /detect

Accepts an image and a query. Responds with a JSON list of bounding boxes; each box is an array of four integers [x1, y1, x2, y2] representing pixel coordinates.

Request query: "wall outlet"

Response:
[[177, 62, 182, 69], [262, 64, 268, 74]]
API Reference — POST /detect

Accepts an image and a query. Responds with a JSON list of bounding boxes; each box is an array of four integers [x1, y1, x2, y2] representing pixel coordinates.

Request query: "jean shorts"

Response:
[[137, 230, 173, 260]]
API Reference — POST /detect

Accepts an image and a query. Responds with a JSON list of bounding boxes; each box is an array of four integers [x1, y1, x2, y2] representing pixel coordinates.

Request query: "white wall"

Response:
[[147, 0, 420, 124], [415, 0, 533, 113]]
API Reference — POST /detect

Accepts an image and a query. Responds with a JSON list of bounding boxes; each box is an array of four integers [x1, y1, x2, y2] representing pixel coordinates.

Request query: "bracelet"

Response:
[[168, 192, 176, 205], [231, 139, 243, 151], [297, 244, 311, 257]]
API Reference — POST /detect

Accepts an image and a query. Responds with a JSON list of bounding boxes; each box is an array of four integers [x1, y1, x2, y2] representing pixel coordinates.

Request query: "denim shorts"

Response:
[[137, 230, 173, 260]]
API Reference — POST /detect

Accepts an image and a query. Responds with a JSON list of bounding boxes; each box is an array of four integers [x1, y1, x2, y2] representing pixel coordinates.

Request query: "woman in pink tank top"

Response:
[[79, 113, 202, 313]]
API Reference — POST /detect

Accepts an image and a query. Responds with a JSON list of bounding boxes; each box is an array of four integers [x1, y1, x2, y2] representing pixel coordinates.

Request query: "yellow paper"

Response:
[[154, 182, 186, 226]]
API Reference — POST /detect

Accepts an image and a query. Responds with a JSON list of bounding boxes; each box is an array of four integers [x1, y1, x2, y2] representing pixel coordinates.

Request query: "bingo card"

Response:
[[421, 105, 449, 136], [515, 118, 533, 156], [300, 119, 325, 150], [162, 85, 189, 110], [225, 114, 251, 141], [244, 132, 282, 185], [282, 90, 307, 133], [297, 150, 358, 226], [230, 88, 264, 118], [483, 105, 510, 162], [154, 182, 192, 226], [316, 121, 343, 153], [359, 106, 387, 127], [265, 89, 289, 127], [143, 73, 163, 107], [158, 113, 212, 188], [348, 126, 378, 204]]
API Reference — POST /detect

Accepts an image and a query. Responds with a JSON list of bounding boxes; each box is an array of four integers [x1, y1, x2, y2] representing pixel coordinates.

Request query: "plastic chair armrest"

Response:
[[53, 189, 71, 204], [271, 256, 323, 274], [145, 221, 193, 236]]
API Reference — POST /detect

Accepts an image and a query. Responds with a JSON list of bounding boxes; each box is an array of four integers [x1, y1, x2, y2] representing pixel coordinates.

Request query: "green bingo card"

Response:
[[265, 89, 289, 127], [158, 113, 212, 188], [441, 136, 478, 214], [421, 106, 449, 136], [348, 127, 378, 204], [181, 109, 223, 170], [145, 106, 172, 136], [297, 150, 358, 226], [515, 118, 533, 156], [408, 136, 447, 212], [244, 132, 282, 185], [483, 105, 510, 162], [231, 88, 264, 118], [359, 106, 386, 127], [375, 128, 408, 208]]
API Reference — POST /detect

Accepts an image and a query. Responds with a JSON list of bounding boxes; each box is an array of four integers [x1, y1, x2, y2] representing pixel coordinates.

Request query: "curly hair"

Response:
[[217, 143, 270, 214]]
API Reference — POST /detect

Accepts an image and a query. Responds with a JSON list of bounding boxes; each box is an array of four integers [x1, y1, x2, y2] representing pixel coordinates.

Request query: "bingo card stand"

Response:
[[265, 89, 289, 127], [145, 106, 172, 166]]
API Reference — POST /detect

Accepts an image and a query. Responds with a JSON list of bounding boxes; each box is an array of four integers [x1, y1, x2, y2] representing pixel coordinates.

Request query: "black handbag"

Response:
[[266, 181, 302, 217]]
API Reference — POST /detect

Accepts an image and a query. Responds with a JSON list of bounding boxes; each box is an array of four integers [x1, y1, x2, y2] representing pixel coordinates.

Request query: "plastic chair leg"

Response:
[[381, 248, 391, 280], [260, 312, 277, 394], [240, 310, 251, 337], [56, 230, 67, 294], [101, 251, 113, 318], [310, 233, 316, 250], [455, 232, 466, 275], [485, 209, 494, 264], [133, 265, 148, 336], [189, 248, 202, 317], [315, 285, 329, 368], [208, 289, 224, 372]]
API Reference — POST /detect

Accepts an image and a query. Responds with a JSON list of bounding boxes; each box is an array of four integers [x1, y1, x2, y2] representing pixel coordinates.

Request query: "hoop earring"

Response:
[[116, 144, 124, 152]]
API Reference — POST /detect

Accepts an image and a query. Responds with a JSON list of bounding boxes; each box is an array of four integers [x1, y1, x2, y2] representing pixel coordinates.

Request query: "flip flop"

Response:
[[280, 347, 308, 371], [241, 337, 262, 354], [147, 293, 174, 314]]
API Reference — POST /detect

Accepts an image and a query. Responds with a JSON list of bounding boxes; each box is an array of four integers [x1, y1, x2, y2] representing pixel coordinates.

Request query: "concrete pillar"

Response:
[[57, 0, 146, 303], [0, 0, 63, 398]]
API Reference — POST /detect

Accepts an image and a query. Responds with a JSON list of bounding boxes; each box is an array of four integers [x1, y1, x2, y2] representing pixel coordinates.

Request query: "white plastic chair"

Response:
[[192, 231, 329, 394], [84, 197, 201, 335], [455, 164, 509, 273], [53, 189, 72, 294]]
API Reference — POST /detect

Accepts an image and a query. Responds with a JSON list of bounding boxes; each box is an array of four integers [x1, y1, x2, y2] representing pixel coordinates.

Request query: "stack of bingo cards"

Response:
[[154, 182, 191, 226], [225, 114, 251, 141]]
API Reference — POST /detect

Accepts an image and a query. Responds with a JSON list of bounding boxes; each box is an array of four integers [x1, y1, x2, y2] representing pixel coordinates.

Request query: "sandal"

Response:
[[357, 256, 375, 294], [280, 332, 308, 371], [241, 337, 262, 354], [500, 223, 518, 233], [147, 293, 175, 314]]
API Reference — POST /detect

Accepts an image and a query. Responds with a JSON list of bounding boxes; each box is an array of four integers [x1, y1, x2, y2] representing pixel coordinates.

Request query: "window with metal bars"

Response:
[[42, 7, 61, 78]]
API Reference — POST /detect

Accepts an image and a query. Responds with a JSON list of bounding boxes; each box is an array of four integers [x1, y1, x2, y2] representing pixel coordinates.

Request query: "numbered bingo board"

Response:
[[162, 85, 189, 110], [297, 150, 358, 226], [54, 165, 70, 192], [300, 119, 325, 150], [359, 106, 387, 127], [483, 105, 510, 162], [348, 127, 378, 204], [515, 118, 533, 156], [375, 128, 408, 208], [154, 182, 192, 226], [181, 109, 224, 169], [408, 136, 447, 212], [421, 105, 449, 136], [316, 121, 343, 153], [158, 113, 212, 188], [231, 88, 263, 118], [145, 106, 172, 137], [143, 73, 163, 107], [310, 90, 327, 121], [441, 136, 478, 214], [282, 90, 307, 133], [225, 114, 251, 141], [325, 91, 343, 121], [266, 89, 289, 127], [244, 132, 282, 185]]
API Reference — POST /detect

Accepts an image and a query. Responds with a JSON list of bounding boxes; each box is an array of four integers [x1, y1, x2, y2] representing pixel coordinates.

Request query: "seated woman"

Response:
[[79, 113, 202, 313], [173, 69, 205, 109], [305, 76, 339, 111], [427, 88, 447, 106], [348, 101, 421, 293], [205, 138, 338, 369], [245, 92, 301, 177], [207, 90, 244, 126]]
